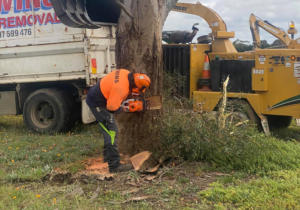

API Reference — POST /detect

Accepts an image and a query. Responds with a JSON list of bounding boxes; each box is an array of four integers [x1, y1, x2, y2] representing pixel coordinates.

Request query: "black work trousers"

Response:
[[88, 106, 120, 170]]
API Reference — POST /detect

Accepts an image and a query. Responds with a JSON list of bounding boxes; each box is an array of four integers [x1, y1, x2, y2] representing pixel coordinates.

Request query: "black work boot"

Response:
[[109, 164, 133, 173]]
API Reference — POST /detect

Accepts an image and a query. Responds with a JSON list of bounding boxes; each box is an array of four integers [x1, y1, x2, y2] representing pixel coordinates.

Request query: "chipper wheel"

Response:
[[222, 99, 261, 128]]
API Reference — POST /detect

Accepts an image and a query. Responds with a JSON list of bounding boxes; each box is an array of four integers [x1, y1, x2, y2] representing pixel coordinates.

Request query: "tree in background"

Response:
[[271, 39, 286, 48], [233, 39, 253, 52], [233, 39, 284, 52], [260, 40, 271, 49]]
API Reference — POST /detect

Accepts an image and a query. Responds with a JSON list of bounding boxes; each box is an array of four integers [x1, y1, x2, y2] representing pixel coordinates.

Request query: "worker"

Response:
[[86, 69, 151, 173]]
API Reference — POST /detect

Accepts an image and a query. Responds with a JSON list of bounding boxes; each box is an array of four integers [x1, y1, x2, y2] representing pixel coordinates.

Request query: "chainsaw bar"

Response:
[[145, 96, 162, 110]]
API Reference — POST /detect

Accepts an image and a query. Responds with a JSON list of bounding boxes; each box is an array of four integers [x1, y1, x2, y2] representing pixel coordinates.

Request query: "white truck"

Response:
[[0, 0, 116, 133]]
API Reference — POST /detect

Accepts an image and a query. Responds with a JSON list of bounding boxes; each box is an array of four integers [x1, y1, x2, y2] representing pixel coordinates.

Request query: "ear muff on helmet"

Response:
[[133, 73, 151, 93]]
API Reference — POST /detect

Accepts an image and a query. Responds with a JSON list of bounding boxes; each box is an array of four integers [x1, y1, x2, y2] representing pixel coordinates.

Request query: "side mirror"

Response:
[[51, 0, 121, 28]]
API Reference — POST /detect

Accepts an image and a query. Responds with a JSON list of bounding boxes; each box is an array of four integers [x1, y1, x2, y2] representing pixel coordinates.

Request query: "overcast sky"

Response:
[[163, 0, 300, 43]]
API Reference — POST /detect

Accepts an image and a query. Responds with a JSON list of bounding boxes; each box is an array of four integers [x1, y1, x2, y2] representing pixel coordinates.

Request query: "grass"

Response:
[[200, 169, 300, 209], [0, 115, 300, 209], [0, 116, 211, 209], [0, 183, 129, 210], [0, 116, 102, 183]]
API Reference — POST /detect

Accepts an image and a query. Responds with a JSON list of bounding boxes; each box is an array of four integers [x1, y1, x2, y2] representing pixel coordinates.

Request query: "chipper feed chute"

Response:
[[51, 0, 121, 28]]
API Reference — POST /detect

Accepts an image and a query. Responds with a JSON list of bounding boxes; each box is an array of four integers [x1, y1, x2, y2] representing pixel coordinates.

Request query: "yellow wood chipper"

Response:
[[163, 2, 300, 131]]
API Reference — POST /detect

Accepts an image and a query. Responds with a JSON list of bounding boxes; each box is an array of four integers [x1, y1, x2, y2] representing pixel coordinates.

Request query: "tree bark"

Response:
[[115, 0, 178, 155]]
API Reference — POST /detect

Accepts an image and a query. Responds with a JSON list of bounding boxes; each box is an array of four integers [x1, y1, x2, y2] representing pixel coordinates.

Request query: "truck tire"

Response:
[[224, 99, 260, 128], [267, 115, 292, 130], [23, 89, 72, 134]]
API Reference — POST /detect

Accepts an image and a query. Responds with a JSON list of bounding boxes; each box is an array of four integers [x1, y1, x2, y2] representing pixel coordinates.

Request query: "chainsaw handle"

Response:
[[121, 98, 145, 112], [121, 99, 134, 112]]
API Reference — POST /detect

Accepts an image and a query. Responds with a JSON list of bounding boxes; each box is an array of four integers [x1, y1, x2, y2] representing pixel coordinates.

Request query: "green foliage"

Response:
[[260, 40, 271, 48], [233, 39, 285, 52], [233, 40, 253, 52], [200, 169, 300, 209], [162, 72, 193, 109], [163, 71, 190, 99], [272, 39, 286, 48], [159, 110, 300, 174]]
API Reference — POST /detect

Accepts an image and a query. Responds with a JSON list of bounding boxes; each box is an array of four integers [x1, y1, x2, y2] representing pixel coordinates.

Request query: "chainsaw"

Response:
[[122, 95, 162, 113]]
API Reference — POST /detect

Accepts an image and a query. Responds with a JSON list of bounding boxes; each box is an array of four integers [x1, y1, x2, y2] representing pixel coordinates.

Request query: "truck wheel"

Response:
[[224, 99, 260, 128], [23, 89, 71, 134], [267, 115, 292, 130]]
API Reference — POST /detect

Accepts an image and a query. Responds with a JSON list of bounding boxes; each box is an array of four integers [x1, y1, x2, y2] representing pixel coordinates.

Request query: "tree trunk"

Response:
[[116, 0, 177, 155]]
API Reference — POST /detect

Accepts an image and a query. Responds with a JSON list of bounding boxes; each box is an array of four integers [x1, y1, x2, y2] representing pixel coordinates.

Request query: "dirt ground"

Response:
[[41, 157, 225, 209]]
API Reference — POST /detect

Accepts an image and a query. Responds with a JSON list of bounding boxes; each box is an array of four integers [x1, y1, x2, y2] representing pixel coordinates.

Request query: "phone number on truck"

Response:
[[0, 29, 32, 38]]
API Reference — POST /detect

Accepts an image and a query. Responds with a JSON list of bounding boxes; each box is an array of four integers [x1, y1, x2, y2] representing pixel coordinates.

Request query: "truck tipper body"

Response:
[[0, 0, 116, 133]]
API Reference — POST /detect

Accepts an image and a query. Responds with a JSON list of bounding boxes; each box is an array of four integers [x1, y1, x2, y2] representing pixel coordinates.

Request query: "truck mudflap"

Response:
[[82, 98, 96, 124], [51, 0, 121, 29], [0, 91, 18, 115]]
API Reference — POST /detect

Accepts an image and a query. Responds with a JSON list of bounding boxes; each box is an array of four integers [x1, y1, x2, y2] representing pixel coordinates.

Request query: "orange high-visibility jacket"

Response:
[[100, 69, 130, 111]]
